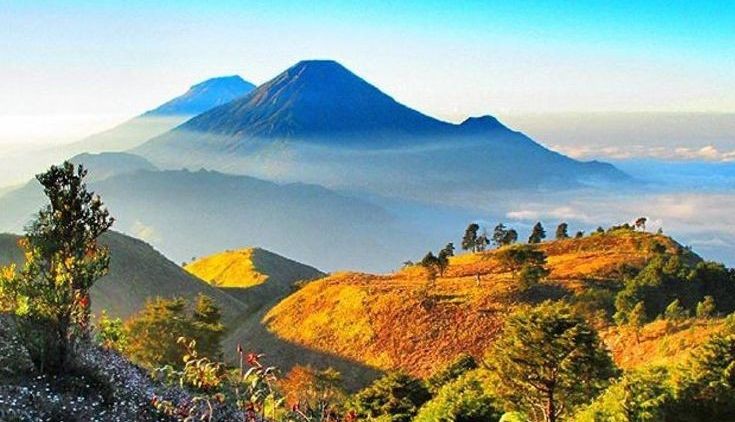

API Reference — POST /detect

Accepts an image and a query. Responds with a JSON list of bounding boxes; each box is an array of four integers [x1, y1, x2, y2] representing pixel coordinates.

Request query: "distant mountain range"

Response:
[[0, 152, 431, 272], [134, 60, 628, 194], [0, 75, 254, 185]]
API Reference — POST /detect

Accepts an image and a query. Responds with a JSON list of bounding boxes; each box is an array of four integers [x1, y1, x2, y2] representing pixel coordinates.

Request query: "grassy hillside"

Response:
[[247, 231, 695, 383], [0, 231, 246, 324], [185, 247, 324, 307]]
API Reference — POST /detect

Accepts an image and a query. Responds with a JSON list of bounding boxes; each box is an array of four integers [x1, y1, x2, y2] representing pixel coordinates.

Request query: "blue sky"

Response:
[[1, 1, 734, 147]]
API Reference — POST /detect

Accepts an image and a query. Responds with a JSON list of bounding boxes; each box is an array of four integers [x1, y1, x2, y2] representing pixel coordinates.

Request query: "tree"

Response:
[[574, 366, 674, 422], [635, 217, 648, 231], [426, 353, 478, 394], [279, 365, 346, 418], [192, 294, 225, 359], [696, 296, 716, 319], [574, 231, 584, 239], [421, 251, 440, 283], [555, 223, 569, 240], [351, 372, 431, 422], [0, 162, 114, 374], [528, 222, 546, 244], [673, 326, 735, 420], [518, 263, 550, 291], [628, 301, 647, 343], [462, 223, 480, 252], [493, 224, 519, 248], [436, 243, 455, 277], [485, 301, 617, 422], [414, 370, 503, 422], [124, 295, 224, 369], [664, 299, 688, 322], [496, 245, 550, 291]]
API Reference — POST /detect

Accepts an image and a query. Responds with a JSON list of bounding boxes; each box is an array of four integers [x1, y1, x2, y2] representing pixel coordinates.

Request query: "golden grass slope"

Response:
[[261, 231, 695, 380], [186, 247, 324, 289]]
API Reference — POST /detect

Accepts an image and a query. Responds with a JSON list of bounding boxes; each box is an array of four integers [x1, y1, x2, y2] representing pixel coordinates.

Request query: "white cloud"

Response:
[[553, 143, 735, 162]]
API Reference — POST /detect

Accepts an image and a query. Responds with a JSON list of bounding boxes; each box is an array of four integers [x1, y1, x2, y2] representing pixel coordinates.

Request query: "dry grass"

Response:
[[261, 231, 689, 379], [603, 318, 726, 370]]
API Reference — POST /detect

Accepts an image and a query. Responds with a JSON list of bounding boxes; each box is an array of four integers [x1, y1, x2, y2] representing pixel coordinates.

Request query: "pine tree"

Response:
[[555, 222, 569, 240], [486, 301, 617, 422], [461, 224, 480, 252], [528, 222, 546, 244]]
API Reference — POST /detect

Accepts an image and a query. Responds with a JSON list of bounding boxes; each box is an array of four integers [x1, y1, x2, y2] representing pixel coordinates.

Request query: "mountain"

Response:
[[134, 60, 628, 195], [70, 75, 257, 154], [221, 230, 699, 388], [141, 75, 257, 118], [0, 166, 427, 272], [69, 152, 158, 182], [0, 231, 246, 323], [185, 247, 324, 305], [0, 76, 255, 186]]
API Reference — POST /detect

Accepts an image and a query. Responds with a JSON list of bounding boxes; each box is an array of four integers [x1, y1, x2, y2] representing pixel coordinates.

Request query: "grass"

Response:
[[259, 231, 698, 380]]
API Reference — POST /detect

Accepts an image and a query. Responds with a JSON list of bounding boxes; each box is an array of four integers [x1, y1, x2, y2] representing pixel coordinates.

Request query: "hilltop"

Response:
[[224, 230, 697, 384], [0, 231, 246, 323], [185, 247, 324, 305]]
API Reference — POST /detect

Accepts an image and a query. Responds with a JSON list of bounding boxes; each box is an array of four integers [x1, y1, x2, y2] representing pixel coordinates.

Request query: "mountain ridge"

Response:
[[133, 59, 629, 192]]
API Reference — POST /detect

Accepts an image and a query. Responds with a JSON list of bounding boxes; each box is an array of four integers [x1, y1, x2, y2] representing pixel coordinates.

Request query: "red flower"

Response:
[[246, 353, 259, 366]]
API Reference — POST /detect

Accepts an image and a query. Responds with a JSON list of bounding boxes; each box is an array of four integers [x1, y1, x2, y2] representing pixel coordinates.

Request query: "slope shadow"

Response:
[[222, 303, 383, 392]]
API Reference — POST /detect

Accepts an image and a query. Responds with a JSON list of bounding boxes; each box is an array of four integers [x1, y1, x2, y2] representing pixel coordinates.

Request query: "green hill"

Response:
[[0, 231, 246, 324]]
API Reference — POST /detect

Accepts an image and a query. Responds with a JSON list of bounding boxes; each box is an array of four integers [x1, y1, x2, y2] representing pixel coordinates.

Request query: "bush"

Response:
[[574, 366, 674, 422], [350, 372, 430, 422], [124, 295, 223, 370], [414, 369, 503, 422], [426, 353, 478, 394]]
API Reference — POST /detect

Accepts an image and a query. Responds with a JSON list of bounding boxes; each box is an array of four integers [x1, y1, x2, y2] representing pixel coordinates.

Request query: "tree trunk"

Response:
[[546, 389, 556, 422]]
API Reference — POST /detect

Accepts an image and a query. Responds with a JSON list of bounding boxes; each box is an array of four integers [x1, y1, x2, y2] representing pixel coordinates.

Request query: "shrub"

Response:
[[574, 366, 674, 422], [350, 372, 430, 422], [124, 296, 223, 370], [414, 369, 503, 422], [426, 353, 478, 394]]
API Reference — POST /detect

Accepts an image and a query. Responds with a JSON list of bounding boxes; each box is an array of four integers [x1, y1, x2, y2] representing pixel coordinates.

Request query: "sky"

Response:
[[1, 1, 734, 150]]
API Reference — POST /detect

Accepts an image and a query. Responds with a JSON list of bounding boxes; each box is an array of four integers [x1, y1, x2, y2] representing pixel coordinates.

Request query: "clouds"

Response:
[[499, 191, 735, 265], [553, 144, 735, 162]]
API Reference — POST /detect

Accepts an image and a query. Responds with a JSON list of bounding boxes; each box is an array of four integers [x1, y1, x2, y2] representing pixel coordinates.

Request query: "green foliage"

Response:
[[612, 254, 735, 324], [555, 222, 569, 240], [0, 162, 113, 374], [485, 301, 617, 422], [672, 324, 735, 420], [574, 231, 584, 239], [462, 224, 489, 253], [492, 224, 518, 248], [570, 288, 616, 326], [426, 353, 478, 394], [664, 299, 688, 321], [350, 372, 430, 422], [696, 296, 716, 319], [575, 366, 674, 422], [414, 370, 503, 422], [95, 310, 127, 352], [518, 263, 550, 291], [495, 245, 550, 291], [528, 222, 546, 244], [192, 294, 225, 359], [124, 295, 224, 369]]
